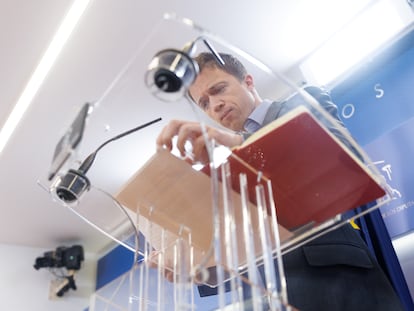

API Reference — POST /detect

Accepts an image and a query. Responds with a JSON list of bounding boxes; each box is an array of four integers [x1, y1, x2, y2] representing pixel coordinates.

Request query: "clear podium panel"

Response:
[[39, 13, 395, 310], [89, 233, 296, 311]]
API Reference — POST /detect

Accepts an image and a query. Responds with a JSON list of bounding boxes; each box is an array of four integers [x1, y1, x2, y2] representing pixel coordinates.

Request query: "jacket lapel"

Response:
[[262, 101, 285, 126]]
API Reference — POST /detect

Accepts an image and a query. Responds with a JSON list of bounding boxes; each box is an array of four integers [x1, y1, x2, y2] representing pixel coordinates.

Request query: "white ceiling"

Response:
[[0, 0, 412, 256]]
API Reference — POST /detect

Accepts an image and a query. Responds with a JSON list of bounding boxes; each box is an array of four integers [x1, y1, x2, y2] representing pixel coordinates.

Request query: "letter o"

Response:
[[342, 104, 355, 119]]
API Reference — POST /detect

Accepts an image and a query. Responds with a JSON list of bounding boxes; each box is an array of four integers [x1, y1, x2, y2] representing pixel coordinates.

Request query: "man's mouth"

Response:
[[221, 109, 232, 122]]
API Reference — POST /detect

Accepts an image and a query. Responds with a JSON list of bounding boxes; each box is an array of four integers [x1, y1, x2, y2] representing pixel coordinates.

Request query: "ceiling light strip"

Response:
[[0, 0, 90, 155]]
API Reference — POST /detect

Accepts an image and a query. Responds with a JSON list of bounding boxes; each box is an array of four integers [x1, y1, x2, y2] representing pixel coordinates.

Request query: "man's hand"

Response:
[[156, 120, 243, 164]]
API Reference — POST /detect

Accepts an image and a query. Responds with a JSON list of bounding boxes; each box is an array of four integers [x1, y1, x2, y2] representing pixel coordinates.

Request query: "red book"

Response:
[[225, 106, 386, 229]]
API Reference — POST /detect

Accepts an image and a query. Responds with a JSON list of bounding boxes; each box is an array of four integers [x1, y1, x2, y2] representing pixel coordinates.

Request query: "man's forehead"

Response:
[[189, 67, 229, 99]]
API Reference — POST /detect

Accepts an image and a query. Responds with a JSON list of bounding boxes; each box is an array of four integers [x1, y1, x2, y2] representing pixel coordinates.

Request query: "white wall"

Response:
[[0, 243, 97, 311]]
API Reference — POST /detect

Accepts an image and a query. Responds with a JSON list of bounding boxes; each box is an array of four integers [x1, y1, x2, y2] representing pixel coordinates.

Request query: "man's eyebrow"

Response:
[[188, 81, 227, 106], [205, 81, 227, 95], [209, 81, 226, 89]]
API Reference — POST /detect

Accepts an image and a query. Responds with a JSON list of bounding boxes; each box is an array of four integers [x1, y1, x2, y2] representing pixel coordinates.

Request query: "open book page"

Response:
[[228, 106, 386, 229], [115, 149, 292, 267]]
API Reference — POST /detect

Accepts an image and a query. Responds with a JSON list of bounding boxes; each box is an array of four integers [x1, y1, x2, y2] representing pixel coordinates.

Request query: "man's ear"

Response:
[[244, 74, 255, 90]]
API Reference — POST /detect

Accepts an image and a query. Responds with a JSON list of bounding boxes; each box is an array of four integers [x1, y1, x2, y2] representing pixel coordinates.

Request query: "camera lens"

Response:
[[154, 68, 182, 92]]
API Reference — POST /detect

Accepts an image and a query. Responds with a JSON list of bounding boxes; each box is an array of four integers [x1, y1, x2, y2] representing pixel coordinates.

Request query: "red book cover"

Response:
[[225, 106, 386, 229]]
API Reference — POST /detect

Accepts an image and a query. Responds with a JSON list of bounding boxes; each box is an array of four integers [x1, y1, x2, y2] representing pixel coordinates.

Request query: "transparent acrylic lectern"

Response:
[[39, 13, 394, 311]]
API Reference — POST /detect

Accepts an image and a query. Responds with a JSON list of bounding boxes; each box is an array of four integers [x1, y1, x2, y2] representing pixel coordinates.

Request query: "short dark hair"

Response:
[[193, 52, 247, 82]]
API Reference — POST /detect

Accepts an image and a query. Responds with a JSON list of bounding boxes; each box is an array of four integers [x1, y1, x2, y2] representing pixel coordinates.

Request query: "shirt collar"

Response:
[[243, 100, 272, 133]]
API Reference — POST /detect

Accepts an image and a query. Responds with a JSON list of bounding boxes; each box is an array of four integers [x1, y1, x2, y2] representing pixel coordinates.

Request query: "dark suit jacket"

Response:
[[198, 87, 403, 311]]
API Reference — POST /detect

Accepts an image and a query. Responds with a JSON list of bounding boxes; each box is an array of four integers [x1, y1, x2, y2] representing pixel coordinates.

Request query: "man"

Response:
[[156, 52, 403, 310]]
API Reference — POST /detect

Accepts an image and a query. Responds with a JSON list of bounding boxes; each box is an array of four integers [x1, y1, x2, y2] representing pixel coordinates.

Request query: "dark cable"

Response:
[[78, 117, 162, 174]]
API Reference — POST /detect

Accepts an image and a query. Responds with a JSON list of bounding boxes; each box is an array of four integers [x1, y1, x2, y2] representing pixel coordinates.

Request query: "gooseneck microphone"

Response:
[[55, 117, 162, 204]]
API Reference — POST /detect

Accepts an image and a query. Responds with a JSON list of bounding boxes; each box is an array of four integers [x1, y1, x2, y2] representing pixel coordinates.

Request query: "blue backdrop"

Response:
[[330, 28, 414, 239], [364, 118, 414, 238]]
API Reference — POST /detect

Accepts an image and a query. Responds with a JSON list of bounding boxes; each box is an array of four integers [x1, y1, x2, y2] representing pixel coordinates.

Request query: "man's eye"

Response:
[[199, 99, 209, 110], [214, 85, 226, 94]]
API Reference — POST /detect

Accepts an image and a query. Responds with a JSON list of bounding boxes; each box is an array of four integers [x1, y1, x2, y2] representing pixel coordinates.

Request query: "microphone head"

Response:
[[55, 169, 90, 204], [145, 48, 199, 102], [153, 68, 183, 93]]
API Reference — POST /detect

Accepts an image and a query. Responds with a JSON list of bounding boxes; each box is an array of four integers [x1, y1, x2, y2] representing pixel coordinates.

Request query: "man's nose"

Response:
[[211, 98, 225, 112]]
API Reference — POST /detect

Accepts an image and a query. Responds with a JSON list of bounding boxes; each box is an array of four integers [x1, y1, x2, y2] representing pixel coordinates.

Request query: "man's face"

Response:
[[189, 67, 257, 131]]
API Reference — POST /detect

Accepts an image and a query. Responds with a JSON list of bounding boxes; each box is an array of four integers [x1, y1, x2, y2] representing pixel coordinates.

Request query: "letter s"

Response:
[[374, 83, 384, 98]]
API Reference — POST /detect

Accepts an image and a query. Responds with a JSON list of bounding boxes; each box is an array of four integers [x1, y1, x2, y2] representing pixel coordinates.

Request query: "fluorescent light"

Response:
[[301, 0, 405, 85], [0, 0, 90, 155]]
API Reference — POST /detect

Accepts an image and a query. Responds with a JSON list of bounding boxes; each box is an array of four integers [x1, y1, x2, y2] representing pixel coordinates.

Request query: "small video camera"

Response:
[[33, 245, 84, 271]]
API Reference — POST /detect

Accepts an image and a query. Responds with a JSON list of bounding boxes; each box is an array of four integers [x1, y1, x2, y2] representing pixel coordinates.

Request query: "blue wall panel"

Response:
[[330, 28, 414, 239], [331, 35, 414, 146], [96, 244, 134, 290], [364, 117, 414, 238]]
